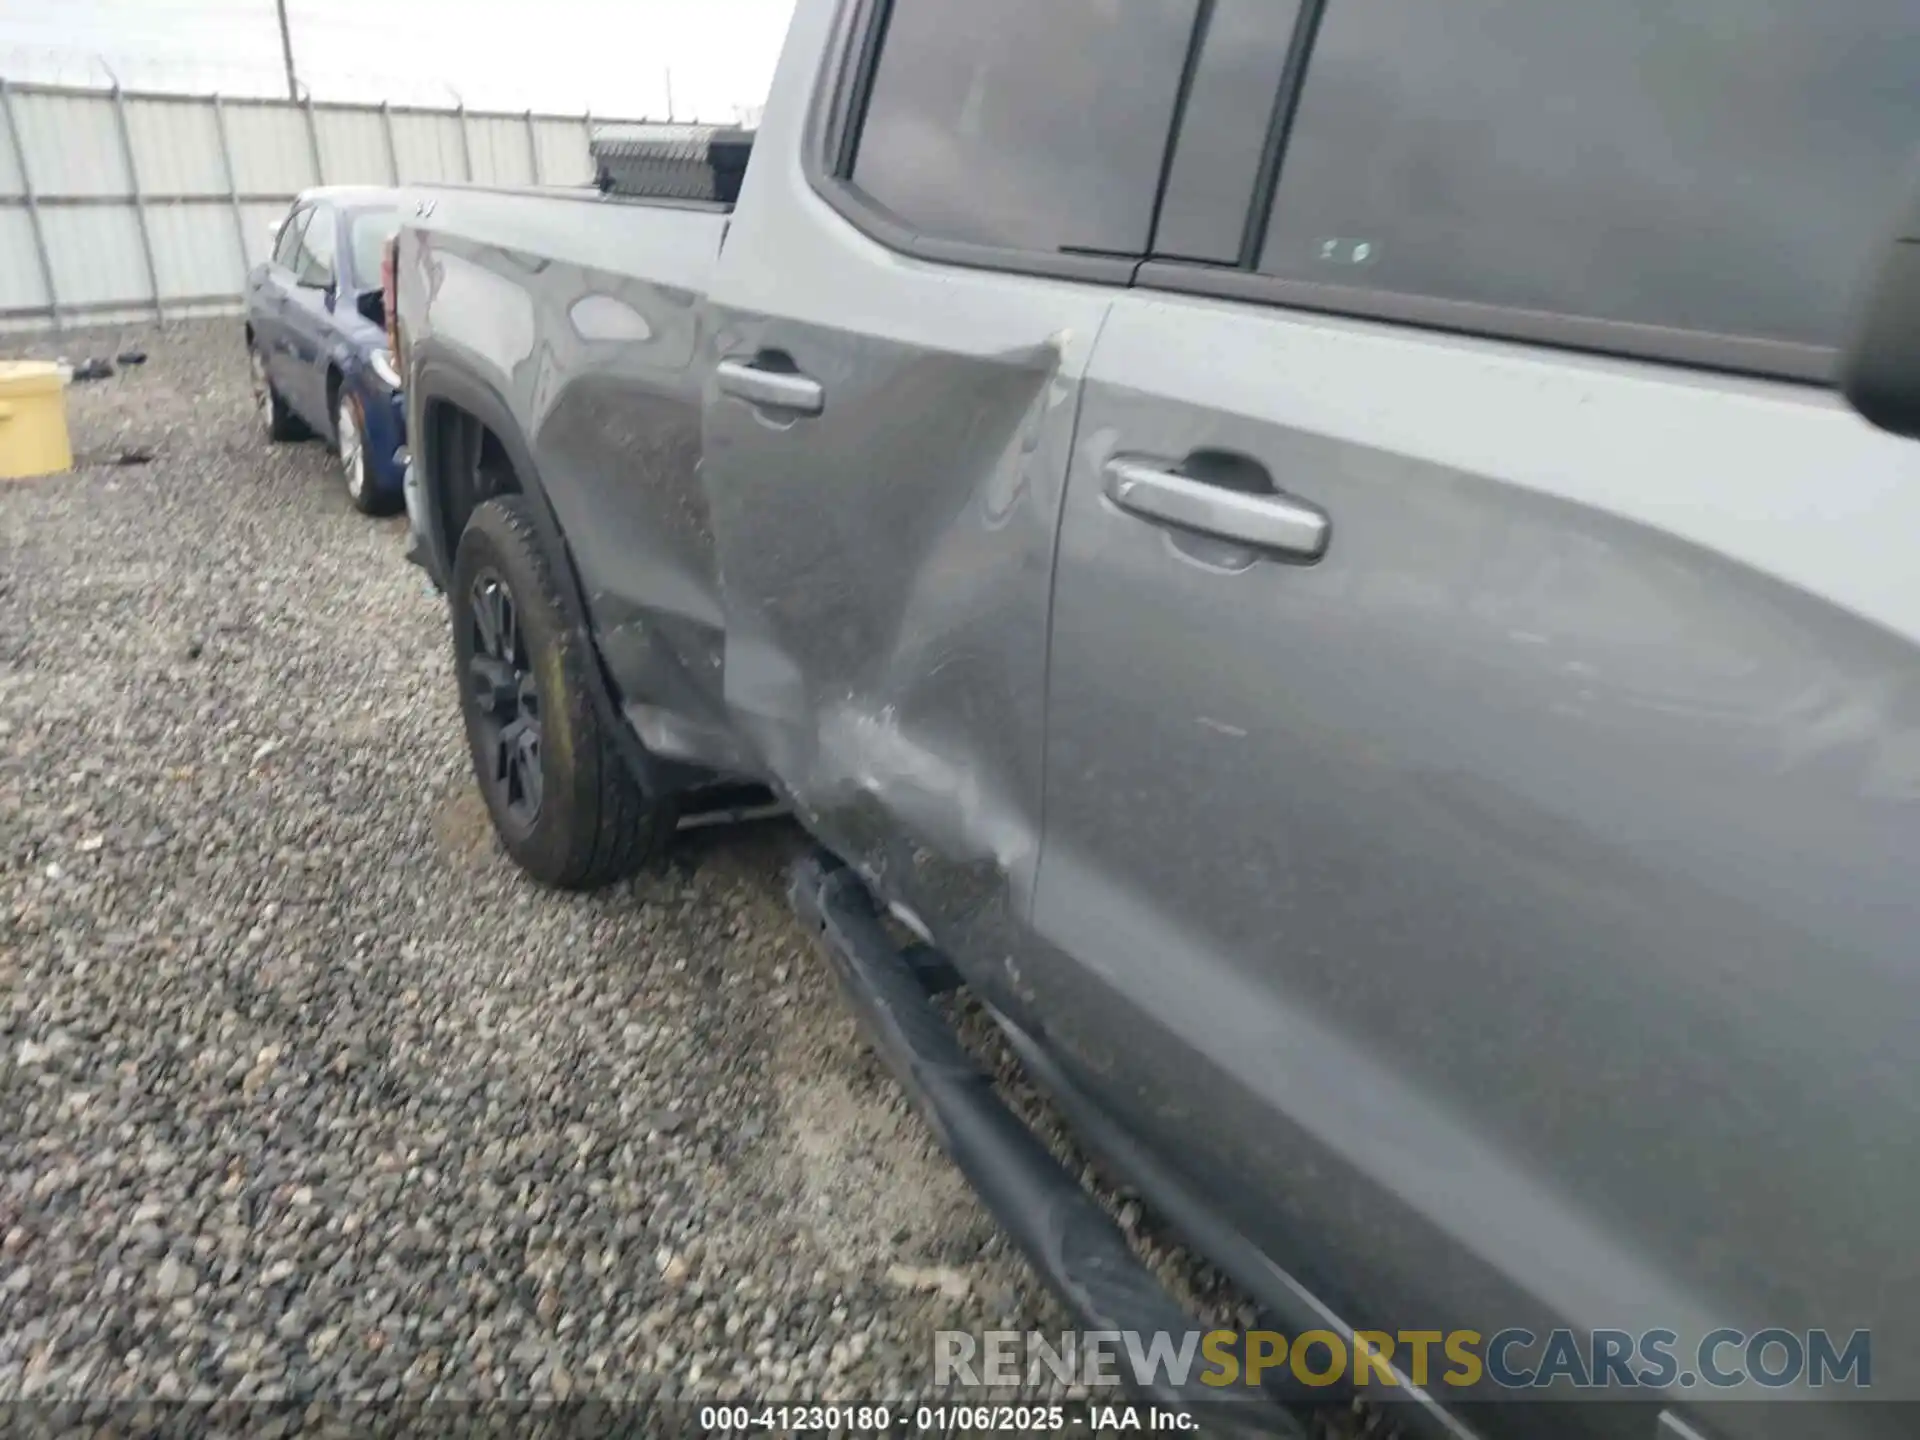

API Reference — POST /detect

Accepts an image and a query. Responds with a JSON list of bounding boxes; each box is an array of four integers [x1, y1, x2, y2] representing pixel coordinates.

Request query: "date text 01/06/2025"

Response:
[[697, 1402, 1201, 1432]]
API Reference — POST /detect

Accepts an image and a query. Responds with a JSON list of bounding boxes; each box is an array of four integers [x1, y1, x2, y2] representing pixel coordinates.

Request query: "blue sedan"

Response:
[[245, 187, 405, 515]]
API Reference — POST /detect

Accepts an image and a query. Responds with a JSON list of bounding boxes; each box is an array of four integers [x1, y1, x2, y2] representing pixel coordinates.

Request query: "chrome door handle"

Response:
[[716, 358, 824, 416], [1103, 458, 1329, 560]]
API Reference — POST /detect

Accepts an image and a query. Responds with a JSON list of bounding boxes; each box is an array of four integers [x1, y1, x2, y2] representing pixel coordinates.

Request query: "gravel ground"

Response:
[[0, 323, 1360, 1435]]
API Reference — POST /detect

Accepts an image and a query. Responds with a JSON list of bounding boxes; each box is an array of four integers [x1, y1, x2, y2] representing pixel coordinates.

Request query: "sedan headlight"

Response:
[[368, 348, 402, 391]]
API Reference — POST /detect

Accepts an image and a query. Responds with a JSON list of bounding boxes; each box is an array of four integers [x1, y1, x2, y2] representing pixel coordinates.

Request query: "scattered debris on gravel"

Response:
[[0, 322, 1365, 1436]]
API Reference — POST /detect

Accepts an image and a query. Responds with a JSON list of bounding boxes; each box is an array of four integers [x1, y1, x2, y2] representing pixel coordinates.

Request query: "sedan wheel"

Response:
[[252, 354, 274, 431], [336, 391, 366, 504]]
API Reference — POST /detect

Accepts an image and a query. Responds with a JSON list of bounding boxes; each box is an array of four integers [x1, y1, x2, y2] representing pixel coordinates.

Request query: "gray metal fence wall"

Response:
[[0, 80, 636, 333]]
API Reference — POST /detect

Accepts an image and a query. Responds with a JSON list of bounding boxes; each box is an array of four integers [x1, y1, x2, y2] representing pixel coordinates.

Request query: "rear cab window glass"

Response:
[[849, 0, 1200, 256], [1257, 0, 1920, 347]]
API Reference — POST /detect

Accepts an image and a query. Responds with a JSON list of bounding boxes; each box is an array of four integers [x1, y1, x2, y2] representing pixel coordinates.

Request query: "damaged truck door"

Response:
[[698, 0, 1199, 988]]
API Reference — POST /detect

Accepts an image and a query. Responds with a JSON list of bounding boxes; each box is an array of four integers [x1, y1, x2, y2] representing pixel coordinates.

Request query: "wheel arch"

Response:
[[410, 352, 698, 797], [410, 357, 537, 589]]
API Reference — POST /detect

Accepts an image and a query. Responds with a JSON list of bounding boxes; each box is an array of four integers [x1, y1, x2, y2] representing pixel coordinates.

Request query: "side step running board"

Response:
[[790, 853, 1310, 1438], [673, 780, 787, 832]]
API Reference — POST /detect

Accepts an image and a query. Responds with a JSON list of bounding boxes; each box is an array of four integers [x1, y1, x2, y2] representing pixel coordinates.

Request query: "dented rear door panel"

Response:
[[699, 295, 1104, 995], [700, 87, 1114, 992]]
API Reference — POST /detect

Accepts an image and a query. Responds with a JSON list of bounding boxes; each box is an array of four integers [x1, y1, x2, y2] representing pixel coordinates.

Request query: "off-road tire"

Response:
[[451, 496, 667, 888]]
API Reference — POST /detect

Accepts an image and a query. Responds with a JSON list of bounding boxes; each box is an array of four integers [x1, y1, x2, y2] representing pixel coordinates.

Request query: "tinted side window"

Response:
[[1153, 0, 1302, 264], [1259, 0, 1920, 347], [272, 207, 310, 270], [296, 205, 337, 287], [850, 0, 1199, 256]]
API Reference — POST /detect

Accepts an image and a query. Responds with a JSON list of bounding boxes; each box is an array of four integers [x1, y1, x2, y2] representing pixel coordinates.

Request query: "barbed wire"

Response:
[[0, 42, 769, 123], [1, 46, 434, 103]]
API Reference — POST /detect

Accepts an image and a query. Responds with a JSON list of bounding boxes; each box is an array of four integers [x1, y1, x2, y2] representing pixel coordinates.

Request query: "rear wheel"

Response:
[[451, 496, 669, 888], [251, 347, 303, 442]]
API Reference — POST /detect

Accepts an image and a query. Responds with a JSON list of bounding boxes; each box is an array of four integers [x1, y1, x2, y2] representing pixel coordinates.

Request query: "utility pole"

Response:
[[664, 67, 675, 122], [275, 0, 299, 101]]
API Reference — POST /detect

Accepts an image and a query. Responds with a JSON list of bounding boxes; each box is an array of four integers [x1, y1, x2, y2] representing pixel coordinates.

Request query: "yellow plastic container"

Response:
[[0, 361, 74, 480]]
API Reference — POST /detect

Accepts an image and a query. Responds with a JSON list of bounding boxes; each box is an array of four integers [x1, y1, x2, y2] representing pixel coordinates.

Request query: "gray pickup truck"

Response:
[[392, 2, 1920, 1436]]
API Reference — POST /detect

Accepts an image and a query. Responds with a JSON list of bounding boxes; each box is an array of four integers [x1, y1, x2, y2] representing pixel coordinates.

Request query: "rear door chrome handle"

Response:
[[1103, 458, 1329, 561], [716, 358, 824, 416]]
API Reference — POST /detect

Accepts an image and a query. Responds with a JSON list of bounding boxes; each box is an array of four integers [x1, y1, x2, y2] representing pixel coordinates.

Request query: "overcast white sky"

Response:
[[0, 0, 797, 120]]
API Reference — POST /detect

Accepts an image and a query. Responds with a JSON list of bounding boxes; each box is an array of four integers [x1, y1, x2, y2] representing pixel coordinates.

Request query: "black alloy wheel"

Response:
[[465, 569, 543, 832], [450, 495, 666, 888]]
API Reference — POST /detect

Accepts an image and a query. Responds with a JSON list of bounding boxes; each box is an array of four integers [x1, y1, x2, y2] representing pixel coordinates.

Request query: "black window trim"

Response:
[[1233, 0, 1325, 268], [805, 0, 1837, 385], [802, 0, 1142, 287], [1142, 0, 1217, 256], [1135, 261, 1835, 384]]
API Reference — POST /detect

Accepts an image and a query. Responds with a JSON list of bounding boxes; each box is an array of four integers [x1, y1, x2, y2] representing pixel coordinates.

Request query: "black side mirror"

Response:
[[1840, 162, 1920, 440], [355, 288, 386, 328]]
